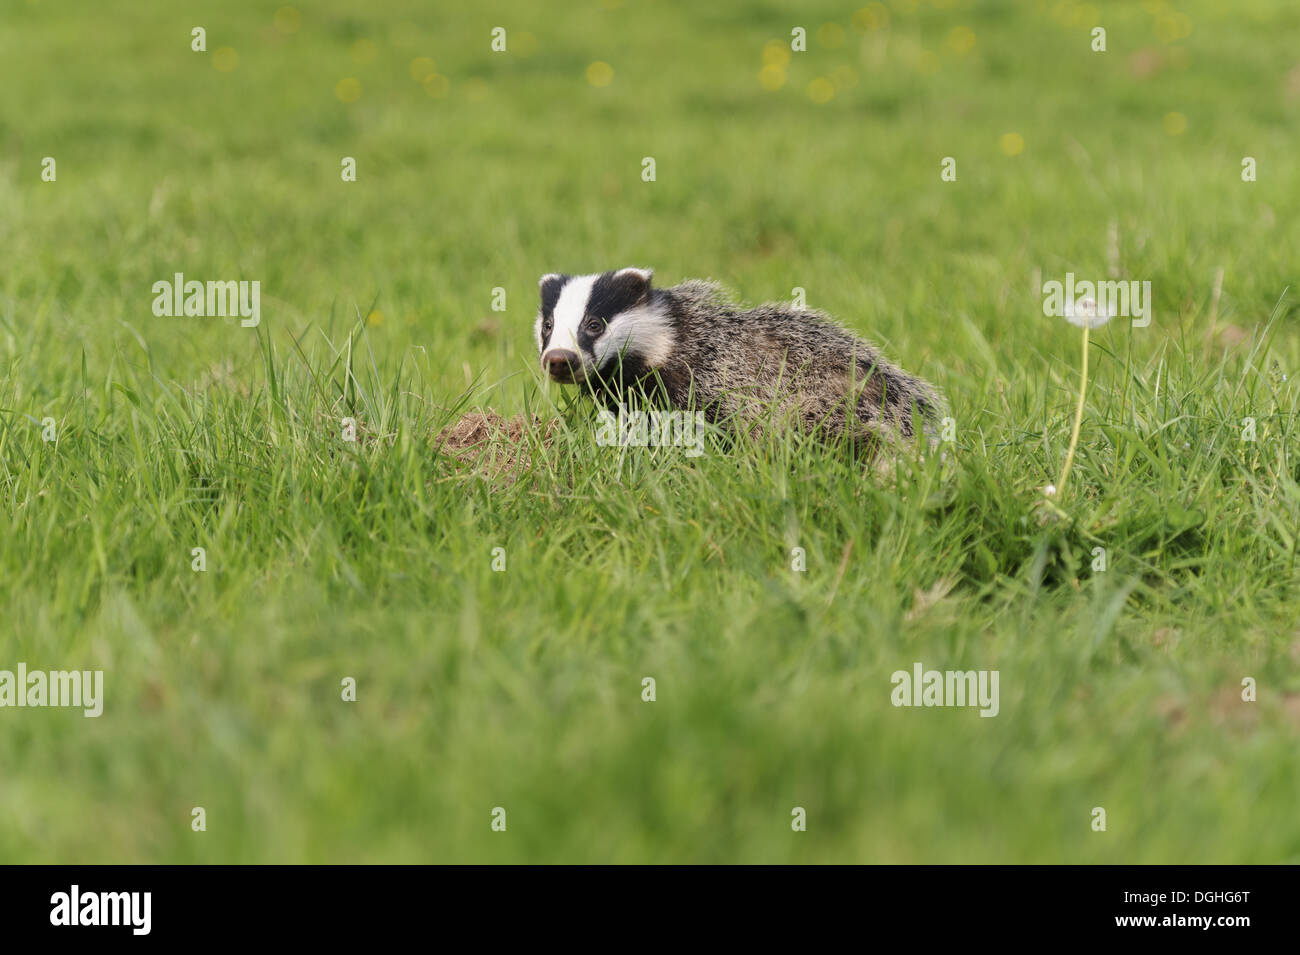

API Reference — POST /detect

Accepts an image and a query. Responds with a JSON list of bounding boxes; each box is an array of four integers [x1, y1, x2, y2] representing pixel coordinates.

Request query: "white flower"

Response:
[[1063, 296, 1115, 329]]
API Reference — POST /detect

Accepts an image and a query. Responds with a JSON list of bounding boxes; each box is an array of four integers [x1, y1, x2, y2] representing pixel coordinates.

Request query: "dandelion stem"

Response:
[[1056, 324, 1090, 497]]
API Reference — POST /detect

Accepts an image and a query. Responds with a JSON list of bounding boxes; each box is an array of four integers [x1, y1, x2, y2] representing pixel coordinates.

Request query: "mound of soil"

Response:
[[436, 409, 559, 484]]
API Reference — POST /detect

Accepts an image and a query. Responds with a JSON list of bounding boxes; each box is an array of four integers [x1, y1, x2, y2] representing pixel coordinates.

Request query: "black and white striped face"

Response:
[[535, 268, 673, 384]]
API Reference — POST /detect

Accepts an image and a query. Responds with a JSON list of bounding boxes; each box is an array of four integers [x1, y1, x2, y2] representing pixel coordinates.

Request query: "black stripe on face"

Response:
[[585, 270, 650, 321], [576, 270, 650, 358], [538, 274, 570, 352], [540, 274, 570, 320]]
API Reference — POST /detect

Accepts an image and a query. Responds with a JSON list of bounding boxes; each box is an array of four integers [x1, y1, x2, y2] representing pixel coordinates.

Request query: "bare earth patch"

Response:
[[436, 409, 559, 484]]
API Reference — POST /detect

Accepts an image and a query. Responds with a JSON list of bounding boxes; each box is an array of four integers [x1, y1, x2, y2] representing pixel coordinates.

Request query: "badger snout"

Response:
[[542, 349, 582, 383]]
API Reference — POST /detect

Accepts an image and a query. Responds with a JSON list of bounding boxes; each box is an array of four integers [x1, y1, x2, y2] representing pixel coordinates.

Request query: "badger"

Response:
[[535, 268, 941, 452]]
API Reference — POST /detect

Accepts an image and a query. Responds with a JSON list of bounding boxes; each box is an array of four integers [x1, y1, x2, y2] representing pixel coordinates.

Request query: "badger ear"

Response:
[[612, 267, 653, 305], [539, 273, 569, 309]]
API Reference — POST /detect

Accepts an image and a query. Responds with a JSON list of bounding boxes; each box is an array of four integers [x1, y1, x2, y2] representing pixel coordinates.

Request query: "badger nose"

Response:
[[542, 349, 580, 377]]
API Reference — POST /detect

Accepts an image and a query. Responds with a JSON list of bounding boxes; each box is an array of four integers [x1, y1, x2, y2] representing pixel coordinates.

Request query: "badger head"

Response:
[[535, 268, 673, 385]]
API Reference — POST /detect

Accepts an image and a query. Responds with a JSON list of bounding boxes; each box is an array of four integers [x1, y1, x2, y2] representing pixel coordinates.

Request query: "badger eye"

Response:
[[584, 315, 606, 336], [542, 316, 553, 334]]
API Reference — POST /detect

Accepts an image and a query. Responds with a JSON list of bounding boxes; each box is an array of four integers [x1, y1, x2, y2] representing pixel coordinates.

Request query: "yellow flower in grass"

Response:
[[212, 47, 239, 72], [807, 78, 835, 103], [946, 27, 976, 55], [409, 57, 437, 82], [759, 65, 786, 91], [852, 4, 889, 32], [513, 32, 538, 58], [762, 41, 791, 67], [423, 74, 450, 99], [335, 77, 361, 103], [818, 23, 846, 48]]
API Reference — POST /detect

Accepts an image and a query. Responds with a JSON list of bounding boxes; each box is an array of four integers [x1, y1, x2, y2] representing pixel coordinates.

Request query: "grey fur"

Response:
[[537, 271, 943, 452]]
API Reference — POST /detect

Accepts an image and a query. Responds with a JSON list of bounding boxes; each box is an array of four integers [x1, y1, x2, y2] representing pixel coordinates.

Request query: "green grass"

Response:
[[2, 0, 1300, 863]]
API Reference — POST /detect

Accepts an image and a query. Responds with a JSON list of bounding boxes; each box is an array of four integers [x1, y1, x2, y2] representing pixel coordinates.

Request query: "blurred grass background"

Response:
[[1, 0, 1299, 862]]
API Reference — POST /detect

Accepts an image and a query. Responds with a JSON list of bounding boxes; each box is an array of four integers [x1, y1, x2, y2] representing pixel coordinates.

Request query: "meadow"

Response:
[[1, 0, 1298, 863]]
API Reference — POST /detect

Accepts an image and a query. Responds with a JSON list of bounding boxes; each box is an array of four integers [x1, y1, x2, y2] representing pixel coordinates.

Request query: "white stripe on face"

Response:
[[593, 303, 674, 368], [543, 274, 598, 358]]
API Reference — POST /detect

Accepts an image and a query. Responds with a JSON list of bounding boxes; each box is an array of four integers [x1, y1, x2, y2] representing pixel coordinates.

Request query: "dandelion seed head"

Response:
[[1064, 295, 1115, 329]]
